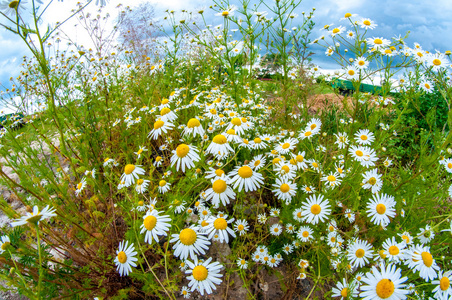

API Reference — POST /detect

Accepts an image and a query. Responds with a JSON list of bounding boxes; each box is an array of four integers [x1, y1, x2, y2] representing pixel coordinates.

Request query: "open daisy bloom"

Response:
[[206, 134, 234, 159], [272, 178, 297, 204], [229, 164, 264, 192], [148, 118, 174, 140], [0, 235, 11, 254], [140, 210, 172, 245], [347, 238, 374, 268], [204, 215, 236, 243], [185, 257, 223, 296], [360, 262, 408, 300], [120, 164, 145, 187], [170, 226, 210, 260], [183, 118, 205, 137], [300, 194, 331, 225], [331, 278, 359, 300], [366, 193, 396, 227], [204, 176, 236, 207], [114, 240, 138, 276], [11, 205, 57, 227], [432, 270, 452, 299], [170, 143, 200, 172]]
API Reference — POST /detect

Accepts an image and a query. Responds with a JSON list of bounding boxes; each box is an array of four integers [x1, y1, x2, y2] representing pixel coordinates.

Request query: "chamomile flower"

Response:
[[432, 270, 452, 300], [410, 245, 439, 281], [344, 66, 359, 80], [186, 257, 223, 296], [360, 262, 409, 300], [237, 258, 248, 269], [180, 286, 191, 299], [366, 37, 390, 50], [362, 169, 383, 194], [234, 219, 249, 236], [355, 129, 375, 145], [205, 176, 236, 207], [205, 215, 236, 243], [120, 164, 145, 187], [135, 179, 150, 194], [349, 145, 378, 167], [366, 193, 396, 227], [114, 240, 138, 276], [334, 132, 349, 149], [154, 156, 163, 167], [11, 205, 57, 227], [170, 144, 200, 173], [0, 235, 10, 254], [381, 237, 406, 264], [420, 79, 434, 93], [418, 225, 435, 244], [269, 223, 283, 236], [354, 56, 369, 69], [225, 117, 248, 135], [283, 243, 294, 255], [347, 239, 374, 268], [148, 118, 174, 140], [332, 278, 359, 300], [206, 134, 234, 159], [249, 154, 266, 170], [297, 226, 314, 242], [134, 146, 148, 159], [398, 231, 413, 245], [84, 168, 96, 179], [229, 165, 264, 192], [183, 118, 205, 138], [427, 52, 450, 72], [158, 179, 171, 194], [170, 226, 210, 260], [75, 177, 87, 197], [359, 18, 377, 30], [321, 171, 342, 189], [140, 210, 171, 245], [275, 137, 298, 154], [300, 194, 331, 225]]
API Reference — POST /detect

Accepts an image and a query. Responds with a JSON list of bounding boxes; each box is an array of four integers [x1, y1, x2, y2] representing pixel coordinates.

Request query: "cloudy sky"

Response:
[[0, 0, 451, 90]]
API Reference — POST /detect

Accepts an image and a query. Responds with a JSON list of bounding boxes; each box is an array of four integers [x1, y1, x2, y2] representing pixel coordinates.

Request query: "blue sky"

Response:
[[1, 0, 451, 89]]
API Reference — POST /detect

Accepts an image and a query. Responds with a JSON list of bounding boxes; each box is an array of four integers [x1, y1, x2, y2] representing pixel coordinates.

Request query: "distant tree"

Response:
[[116, 3, 160, 63]]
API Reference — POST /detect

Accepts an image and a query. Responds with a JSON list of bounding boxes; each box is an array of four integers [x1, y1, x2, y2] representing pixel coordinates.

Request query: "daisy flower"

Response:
[[346, 30, 355, 39], [366, 193, 396, 227], [301, 185, 316, 194], [114, 240, 138, 276], [300, 194, 331, 225], [272, 178, 297, 203], [359, 18, 377, 30], [334, 132, 349, 149], [360, 262, 409, 300], [249, 154, 266, 170], [366, 37, 390, 50], [140, 209, 172, 245], [237, 258, 248, 270], [274, 161, 297, 180], [283, 243, 294, 255], [432, 270, 452, 300], [251, 137, 268, 150], [229, 165, 264, 192], [354, 56, 369, 69], [267, 255, 281, 268], [11, 205, 57, 227], [225, 117, 248, 135], [134, 179, 150, 194], [362, 169, 383, 194], [426, 52, 450, 71], [420, 79, 434, 93], [75, 177, 87, 197], [234, 219, 249, 236], [183, 118, 205, 138], [170, 226, 211, 260], [269, 223, 283, 236], [134, 146, 148, 159], [120, 164, 145, 187], [204, 215, 236, 243], [321, 171, 341, 189], [170, 144, 200, 172], [148, 118, 174, 140], [347, 239, 374, 268], [0, 235, 10, 254], [381, 237, 406, 264], [418, 224, 435, 244], [297, 226, 314, 242], [84, 168, 96, 179], [275, 137, 298, 155], [186, 257, 223, 296], [329, 25, 346, 37], [158, 179, 171, 194], [344, 66, 359, 80], [349, 145, 378, 167], [443, 158, 452, 173], [206, 134, 234, 159], [398, 231, 413, 245], [153, 156, 163, 167], [410, 245, 439, 281], [345, 209, 355, 223], [332, 278, 359, 300], [355, 129, 375, 145], [205, 176, 236, 207], [180, 286, 191, 299], [215, 4, 237, 18]]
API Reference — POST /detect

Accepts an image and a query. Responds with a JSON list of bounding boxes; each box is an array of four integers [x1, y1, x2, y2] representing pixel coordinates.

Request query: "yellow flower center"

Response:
[[297, 212, 302, 218], [1, 242, 10, 250], [213, 134, 227, 144], [9, 1, 19, 9], [368, 177, 377, 185], [401, 235, 410, 243], [355, 249, 365, 258], [221, 11, 229, 17], [348, 70, 355, 76], [281, 165, 290, 174], [375, 279, 395, 299], [238, 166, 253, 178], [355, 150, 363, 157], [214, 218, 227, 230], [137, 179, 144, 185], [304, 131, 312, 137], [425, 83, 431, 89], [376, 204, 386, 214], [160, 107, 171, 115], [448, 163, 452, 169], [341, 288, 348, 297], [273, 158, 281, 165], [156, 156, 162, 162], [144, 215, 157, 231], [359, 60, 365, 66], [302, 231, 309, 238], [433, 59, 441, 66], [212, 179, 227, 193], [363, 20, 371, 26], [214, 169, 225, 177], [117, 251, 127, 264], [254, 138, 262, 144], [138, 201, 144, 206], [440, 276, 450, 291], [374, 38, 383, 45], [201, 220, 209, 227], [254, 160, 261, 167], [124, 164, 135, 175], [379, 249, 387, 258], [192, 265, 208, 281], [280, 184, 290, 193], [210, 108, 217, 115], [421, 251, 433, 267], [327, 175, 336, 182], [310, 204, 321, 215], [332, 28, 340, 34], [77, 182, 83, 190], [296, 155, 304, 162], [237, 224, 244, 231], [176, 144, 190, 158], [226, 129, 236, 135], [387, 245, 399, 256], [159, 180, 166, 187], [331, 237, 336, 243], [187, 118, 201, 128], [231, 118, 242, 126], [240, 259, 246, 265], [179, 228, 197, 245], [282, 142, 290, 149], [312, 162, 318, 168], [154, 120, 164, 129], [289, 159, 297, 165]]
